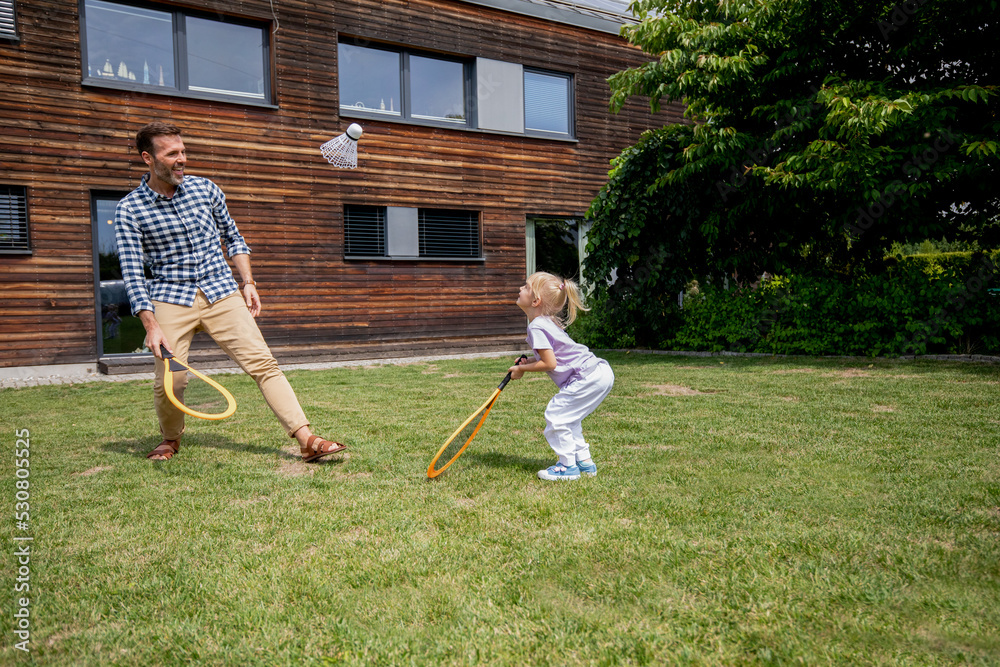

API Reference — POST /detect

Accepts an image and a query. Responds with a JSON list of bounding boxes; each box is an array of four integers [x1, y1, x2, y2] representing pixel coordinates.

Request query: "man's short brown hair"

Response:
[[136, 121, 182, 156]]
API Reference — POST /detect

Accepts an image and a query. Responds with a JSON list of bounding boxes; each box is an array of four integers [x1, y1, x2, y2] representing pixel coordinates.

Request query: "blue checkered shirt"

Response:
[[115, 174, 251, 315]]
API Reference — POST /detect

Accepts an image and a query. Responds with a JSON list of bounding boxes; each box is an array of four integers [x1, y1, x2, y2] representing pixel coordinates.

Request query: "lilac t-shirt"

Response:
[[526, 316, 601, 389]]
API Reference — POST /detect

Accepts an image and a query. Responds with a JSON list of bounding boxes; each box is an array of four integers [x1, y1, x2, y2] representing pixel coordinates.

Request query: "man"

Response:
[[115, 121, 345, 463]]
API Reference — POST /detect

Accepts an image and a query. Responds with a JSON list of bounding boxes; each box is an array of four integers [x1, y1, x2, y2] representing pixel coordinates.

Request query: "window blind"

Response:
[[0, 0, 16, 40], [419, 209, 480, 258], [0, 186, 29, 252], [524, 70, 571, 135], [343, 205, 386, 257]]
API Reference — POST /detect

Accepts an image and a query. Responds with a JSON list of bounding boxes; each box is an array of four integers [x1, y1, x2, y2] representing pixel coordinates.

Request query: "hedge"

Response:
[[572, 252, 1000, 357]]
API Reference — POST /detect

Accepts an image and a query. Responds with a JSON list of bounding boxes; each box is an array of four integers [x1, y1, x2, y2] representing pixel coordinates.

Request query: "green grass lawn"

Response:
[[2, 352, 998, 665]]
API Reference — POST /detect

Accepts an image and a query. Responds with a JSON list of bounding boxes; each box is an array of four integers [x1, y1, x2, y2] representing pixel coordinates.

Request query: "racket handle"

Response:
[[498, 354, 528, 389], [159, 344, 188, 372]]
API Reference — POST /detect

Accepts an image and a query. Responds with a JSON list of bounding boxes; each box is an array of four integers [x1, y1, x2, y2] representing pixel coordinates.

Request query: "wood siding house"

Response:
[[0, 0, 681, 372]]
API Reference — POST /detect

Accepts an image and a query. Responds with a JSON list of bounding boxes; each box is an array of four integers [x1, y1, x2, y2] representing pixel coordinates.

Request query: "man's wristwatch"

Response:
[[243, 279, 257, 287]]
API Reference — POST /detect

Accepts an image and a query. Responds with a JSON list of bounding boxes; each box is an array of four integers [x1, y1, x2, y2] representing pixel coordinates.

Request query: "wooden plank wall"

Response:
[[0, 0, 684, 367]]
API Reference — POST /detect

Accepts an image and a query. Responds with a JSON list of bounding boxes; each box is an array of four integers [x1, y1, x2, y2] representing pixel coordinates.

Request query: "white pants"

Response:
[[543, 361, 615, 466]]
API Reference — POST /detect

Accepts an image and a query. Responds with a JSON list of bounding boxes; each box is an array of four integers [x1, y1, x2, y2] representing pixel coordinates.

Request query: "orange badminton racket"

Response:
[[427, 355, 527, 478], [161, 345, 237, 420]]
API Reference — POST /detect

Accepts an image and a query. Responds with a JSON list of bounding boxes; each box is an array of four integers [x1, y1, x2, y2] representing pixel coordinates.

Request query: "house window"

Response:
[[0, 185, 30, 254], [80, 0, 271, 104], [337, 44, 401, 118], [0, 0, 18, 41], [344, 205, 386, 257], [526, 216, 589, 281], [420, 209, 480, 258], [409, 55, 467, 123], [92, 192, 149, 355], [339, 41, 469, 127], [524, 70, 573, 138], [344, 205, 482, 260]]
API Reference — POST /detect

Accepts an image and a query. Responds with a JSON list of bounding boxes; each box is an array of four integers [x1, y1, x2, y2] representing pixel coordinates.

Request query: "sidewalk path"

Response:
[[0, 350, 524, 390]]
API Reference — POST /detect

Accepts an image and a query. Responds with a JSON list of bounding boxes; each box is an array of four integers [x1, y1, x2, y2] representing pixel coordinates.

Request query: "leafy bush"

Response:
[[891, 251, 978, 275], [582, 126, 709, 349], [622, 253, 1000, 356], [890, 238, 981, 256], [566, 299, 635, 349], [671, 283, 770, 353]]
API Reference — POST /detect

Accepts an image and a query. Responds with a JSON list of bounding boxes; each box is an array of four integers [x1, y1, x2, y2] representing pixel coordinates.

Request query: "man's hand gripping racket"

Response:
[[427, 355, 527, 478]]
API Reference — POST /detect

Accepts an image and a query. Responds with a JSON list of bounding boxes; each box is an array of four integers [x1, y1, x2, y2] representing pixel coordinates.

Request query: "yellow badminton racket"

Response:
[[427, 355, 526, 478], [161, 345, 237, 420]]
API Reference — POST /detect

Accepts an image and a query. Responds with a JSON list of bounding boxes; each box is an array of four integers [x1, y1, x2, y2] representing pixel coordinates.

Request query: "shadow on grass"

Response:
[[102, 433, 342, 463], [465, 450, 549, 473]]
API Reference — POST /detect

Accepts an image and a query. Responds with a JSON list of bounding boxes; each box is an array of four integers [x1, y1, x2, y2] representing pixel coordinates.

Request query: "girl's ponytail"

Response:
[[560, 277, 589, 326]]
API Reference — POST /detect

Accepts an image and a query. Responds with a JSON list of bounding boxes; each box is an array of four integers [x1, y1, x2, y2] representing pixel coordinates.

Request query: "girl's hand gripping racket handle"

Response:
[[499, 354, 529, 389]]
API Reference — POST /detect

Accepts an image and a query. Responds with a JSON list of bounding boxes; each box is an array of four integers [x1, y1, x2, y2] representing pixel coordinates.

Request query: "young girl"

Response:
[[509, 272, 615, 481]]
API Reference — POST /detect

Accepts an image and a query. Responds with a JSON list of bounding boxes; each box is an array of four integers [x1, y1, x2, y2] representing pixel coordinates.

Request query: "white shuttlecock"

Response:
[[320, 123, 363, 169]]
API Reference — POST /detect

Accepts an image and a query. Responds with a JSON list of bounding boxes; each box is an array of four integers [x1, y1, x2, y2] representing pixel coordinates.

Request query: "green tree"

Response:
[[584, 0, 998, 346]]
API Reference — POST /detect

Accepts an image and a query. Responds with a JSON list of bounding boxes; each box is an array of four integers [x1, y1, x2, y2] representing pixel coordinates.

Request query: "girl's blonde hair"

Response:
[[526, 271, 589, 328]]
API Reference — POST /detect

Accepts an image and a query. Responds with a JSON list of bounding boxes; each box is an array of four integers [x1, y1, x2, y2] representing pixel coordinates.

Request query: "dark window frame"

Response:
[[338, 39, 475, 131], [91, 190, 153, 357], [343, 205, 483, 262], [523, 67, 576, 140], [78, 0, 275, 107], [0, 185, 30, 255]]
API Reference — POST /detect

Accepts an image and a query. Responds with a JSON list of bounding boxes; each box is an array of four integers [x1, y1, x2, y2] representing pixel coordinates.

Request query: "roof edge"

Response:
[[460, 0, 636, 34]]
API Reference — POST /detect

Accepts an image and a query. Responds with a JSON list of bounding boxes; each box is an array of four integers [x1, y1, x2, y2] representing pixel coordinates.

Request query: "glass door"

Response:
[[91, 193, 149, 356], [525, 216, 588, 282]]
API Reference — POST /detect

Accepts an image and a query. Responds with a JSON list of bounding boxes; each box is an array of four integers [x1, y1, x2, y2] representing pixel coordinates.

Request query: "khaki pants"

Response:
[[152, 291, 308, 440]]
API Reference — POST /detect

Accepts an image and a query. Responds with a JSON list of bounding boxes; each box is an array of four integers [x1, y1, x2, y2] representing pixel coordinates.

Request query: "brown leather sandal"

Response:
[[301, 435, 346, 462], [147, 439, 179, 461]]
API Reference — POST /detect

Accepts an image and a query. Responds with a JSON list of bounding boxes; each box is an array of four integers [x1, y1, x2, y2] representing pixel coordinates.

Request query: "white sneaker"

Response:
[[537, 463, 581, 481]]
